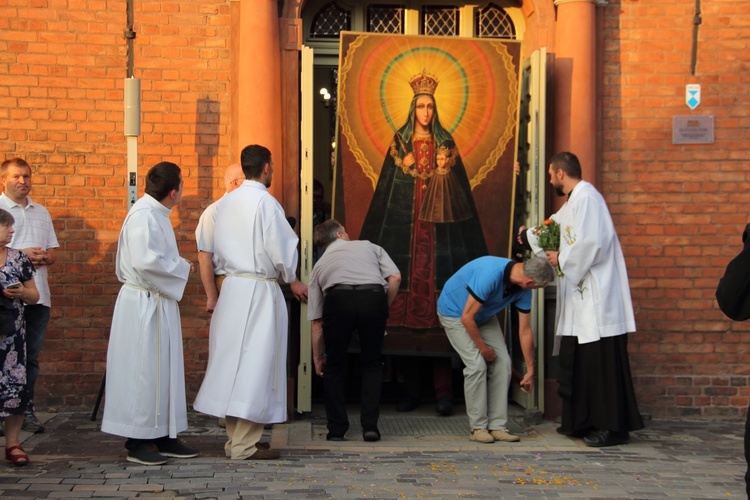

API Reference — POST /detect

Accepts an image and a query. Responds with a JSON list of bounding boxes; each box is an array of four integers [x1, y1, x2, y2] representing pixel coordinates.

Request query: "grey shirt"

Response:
[[307, 239, 399, 320]]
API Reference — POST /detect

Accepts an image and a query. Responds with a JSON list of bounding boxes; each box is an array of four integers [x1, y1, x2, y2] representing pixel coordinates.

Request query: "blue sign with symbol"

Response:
[[686, 84, 700, 110]]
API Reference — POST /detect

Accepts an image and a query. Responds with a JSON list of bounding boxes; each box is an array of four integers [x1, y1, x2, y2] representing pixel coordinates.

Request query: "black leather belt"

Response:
[[329, 284, 383, 292]]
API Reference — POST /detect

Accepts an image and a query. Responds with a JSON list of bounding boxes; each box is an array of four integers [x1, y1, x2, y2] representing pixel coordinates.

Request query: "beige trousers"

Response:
[[224, 416, 264, 459], [439, 314, 511, 432]]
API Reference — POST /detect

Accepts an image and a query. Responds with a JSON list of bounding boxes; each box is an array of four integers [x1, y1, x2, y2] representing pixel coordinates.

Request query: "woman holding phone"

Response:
[[0, 208, 39, 466]]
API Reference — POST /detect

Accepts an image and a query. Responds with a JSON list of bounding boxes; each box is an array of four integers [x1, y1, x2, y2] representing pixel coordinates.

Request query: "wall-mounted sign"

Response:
[[672, 115, 714, 144], [686, 84, 701, 110]]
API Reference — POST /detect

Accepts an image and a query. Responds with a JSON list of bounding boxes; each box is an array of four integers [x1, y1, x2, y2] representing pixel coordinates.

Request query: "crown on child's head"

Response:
[[409, 71, 439, 95]]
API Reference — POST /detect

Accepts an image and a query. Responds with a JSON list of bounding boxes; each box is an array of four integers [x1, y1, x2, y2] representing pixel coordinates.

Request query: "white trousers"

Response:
[[439, 314, 511, 431]]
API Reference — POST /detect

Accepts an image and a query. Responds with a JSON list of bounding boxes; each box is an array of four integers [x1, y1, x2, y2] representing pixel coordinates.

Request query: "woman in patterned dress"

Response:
[[0, 208, 39, 466]]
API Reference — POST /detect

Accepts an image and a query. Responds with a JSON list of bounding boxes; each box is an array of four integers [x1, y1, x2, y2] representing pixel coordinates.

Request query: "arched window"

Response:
[[475, 3, 516, 39], [309, 1, 352, 39]]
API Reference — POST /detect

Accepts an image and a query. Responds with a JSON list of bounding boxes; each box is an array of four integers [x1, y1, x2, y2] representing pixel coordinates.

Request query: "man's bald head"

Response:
[[224, 163, 245, 192]]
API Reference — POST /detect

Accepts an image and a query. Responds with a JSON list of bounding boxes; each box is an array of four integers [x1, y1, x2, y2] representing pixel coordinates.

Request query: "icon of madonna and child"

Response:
[[359, 71, 488, 329]]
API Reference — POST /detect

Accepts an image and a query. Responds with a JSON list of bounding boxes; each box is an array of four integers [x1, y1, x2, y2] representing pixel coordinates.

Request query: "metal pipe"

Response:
[[124, 0, 136, 77], [690, 0, 701, 76]]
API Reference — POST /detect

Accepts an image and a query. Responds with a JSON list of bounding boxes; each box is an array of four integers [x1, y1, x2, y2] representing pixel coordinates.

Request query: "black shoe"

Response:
[[126, 444, 168, 466], [326, 433, 345, 441], [396, 396, 420, 412], [582, 429, 629, 447], [556, 427, 589, 438], [363, 429, 381, 442], [435, 397, 453, 416], [154, 437, 200, 458]]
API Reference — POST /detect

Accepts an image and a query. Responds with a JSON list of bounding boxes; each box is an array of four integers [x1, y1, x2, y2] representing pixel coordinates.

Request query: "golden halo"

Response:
[[338, 32, 520, 189]]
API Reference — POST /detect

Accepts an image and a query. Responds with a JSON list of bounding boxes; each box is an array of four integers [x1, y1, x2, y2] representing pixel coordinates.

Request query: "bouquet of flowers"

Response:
[[532, 219, 560, 251], [532, 219, 563, 276]]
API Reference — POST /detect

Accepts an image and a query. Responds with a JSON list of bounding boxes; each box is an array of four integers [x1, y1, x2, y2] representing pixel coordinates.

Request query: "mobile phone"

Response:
[[6, 282, 21, 289]]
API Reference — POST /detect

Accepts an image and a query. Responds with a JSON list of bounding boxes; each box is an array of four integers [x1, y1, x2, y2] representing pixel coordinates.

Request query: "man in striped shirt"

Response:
[[0, 158, 59, 434]]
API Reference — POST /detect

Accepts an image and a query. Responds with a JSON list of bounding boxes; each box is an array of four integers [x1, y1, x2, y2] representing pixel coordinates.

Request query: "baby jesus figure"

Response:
[[419, 145, 473, 223]]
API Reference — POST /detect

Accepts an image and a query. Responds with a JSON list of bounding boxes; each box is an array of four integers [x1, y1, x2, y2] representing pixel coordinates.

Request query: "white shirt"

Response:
[[307, 239, 398, 320], [0, 193, 59, 307], [195, 194, 224, 275]]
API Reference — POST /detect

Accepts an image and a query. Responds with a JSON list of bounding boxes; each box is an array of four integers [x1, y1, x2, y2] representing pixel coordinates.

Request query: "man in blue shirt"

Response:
[[437, 256, 554, 443]]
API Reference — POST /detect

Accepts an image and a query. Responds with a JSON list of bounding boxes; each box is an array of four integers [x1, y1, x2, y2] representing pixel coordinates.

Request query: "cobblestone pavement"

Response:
[[0, 406, 744, 499]]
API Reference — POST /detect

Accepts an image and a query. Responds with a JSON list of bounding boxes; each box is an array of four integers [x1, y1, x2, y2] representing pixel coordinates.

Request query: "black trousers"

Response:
[[125, 436, 168, 451], [322, 288, 388, 436], [558, 335, 644, 435]]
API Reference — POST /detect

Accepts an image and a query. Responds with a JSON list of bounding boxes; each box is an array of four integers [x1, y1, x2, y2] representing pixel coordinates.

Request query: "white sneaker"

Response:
[[22, 414, 44, 433]]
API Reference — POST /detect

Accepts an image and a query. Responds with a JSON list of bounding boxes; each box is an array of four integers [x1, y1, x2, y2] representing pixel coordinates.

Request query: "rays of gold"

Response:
[[338, 33, 520, 190]]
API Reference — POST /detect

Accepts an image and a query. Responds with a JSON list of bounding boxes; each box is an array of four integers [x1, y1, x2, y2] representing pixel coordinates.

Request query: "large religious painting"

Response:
[[334, 32, 521, 346]]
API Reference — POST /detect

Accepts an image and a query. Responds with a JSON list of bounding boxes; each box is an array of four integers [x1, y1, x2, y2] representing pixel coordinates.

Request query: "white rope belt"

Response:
[[225, 273, 282, 398], [226, 273, 277, 283], [125, 283, 163, 428]]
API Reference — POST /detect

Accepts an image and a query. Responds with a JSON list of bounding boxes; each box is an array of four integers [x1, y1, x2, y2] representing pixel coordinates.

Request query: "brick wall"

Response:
[[0, 0, 232, 409], [601, 0, 750, 418], [2, 0, 750, 420]]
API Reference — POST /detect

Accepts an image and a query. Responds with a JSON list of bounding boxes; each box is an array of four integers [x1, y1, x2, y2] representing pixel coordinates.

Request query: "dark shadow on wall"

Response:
[[41, 215, 120, 411], [180, 96, 222, 396]]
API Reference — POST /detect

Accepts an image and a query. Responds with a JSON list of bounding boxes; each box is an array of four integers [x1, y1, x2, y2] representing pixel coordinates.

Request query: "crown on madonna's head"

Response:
[[409, 71, 439, 95]]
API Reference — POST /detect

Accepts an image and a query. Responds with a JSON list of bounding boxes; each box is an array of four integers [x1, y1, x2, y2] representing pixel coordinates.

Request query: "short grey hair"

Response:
[[523, 256, 556, 286], [313, 219, 343, 249]]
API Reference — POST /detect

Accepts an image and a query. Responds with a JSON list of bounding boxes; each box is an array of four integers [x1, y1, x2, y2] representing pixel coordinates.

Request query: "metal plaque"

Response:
[[672, 115, 714, 145]]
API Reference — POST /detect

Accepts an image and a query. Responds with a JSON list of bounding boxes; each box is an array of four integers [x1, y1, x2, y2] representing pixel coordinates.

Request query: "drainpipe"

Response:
[[124, 0, 140, 208]]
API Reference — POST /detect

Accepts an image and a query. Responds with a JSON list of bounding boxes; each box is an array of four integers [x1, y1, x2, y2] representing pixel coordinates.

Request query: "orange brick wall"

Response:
[[1, 0, 749, 420], [0, 0, 233, 409], [601, 0, 750, 418]]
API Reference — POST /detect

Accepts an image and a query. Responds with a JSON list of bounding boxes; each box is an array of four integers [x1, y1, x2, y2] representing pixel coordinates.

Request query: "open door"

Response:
[[297, 45, 314, 414], [510, 48, 548, 411]]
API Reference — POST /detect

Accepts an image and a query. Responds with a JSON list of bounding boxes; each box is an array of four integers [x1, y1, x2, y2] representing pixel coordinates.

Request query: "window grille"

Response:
[[368, 5, 405, 34], [475, 3, 516, 39], [309, 1, 352, 39], [422, 5, 459, 37]]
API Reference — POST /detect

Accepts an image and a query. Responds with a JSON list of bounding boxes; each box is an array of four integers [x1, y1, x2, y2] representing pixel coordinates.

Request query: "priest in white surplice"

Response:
[[194, 144, 308, 460], [102, 162, 200, 466], [521, 151, 643, 448]]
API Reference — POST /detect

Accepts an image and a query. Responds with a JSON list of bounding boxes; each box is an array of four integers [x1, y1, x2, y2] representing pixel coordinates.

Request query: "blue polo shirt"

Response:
[[437, 256, 532, 325]]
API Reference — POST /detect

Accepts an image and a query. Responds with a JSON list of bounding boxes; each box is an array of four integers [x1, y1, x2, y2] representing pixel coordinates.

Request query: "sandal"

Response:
[[5, 445, 29, 466]]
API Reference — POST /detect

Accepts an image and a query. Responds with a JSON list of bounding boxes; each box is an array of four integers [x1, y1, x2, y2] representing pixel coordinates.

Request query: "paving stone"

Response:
[[2, 407, 743, 499]]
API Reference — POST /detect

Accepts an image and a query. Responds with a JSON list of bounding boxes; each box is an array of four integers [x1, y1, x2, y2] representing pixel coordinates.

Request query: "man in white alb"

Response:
[[520, 151, 643, 447], [194, 144, 308, 460], [101, 162, 199, 465]]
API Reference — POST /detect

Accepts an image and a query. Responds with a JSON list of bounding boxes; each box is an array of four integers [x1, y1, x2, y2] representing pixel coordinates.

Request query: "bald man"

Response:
[[195, 164, 245, 313]]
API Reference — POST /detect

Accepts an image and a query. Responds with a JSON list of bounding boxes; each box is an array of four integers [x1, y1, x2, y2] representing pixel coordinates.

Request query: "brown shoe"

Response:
[[247, 448, 280, 460], [225, 442, 270, 459], [470, 429, 494, 443], [489, 429, 520, 442]]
